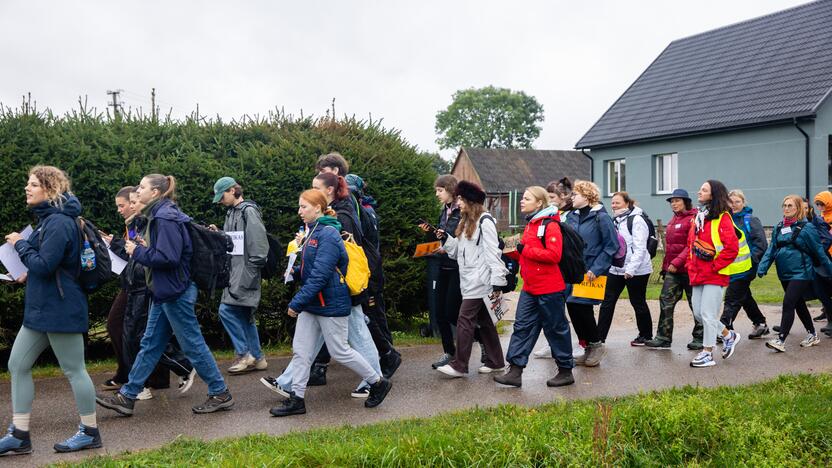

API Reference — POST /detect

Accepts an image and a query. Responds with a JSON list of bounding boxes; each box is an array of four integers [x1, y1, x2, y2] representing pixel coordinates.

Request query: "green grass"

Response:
[[0, 331, 438, 382], [61, 373, 832, 466]]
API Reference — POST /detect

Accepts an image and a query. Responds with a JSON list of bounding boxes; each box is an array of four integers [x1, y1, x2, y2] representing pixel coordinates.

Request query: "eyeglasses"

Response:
[[782, 204, 797, 208]]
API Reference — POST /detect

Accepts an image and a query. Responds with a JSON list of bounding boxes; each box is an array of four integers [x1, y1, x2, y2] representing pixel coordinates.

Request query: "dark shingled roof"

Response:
[[458, 148, 590, 193], [576, 0, 832, 149]]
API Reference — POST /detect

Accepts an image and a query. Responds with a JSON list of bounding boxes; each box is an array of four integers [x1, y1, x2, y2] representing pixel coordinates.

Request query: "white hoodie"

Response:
[[609, 206, 654, 277], [443, 212, 508, 299]]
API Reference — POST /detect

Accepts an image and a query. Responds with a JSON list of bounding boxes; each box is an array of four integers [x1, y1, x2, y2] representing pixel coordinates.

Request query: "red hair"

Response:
[[315, 172, 350, 201], [300, 189, 328, 213]]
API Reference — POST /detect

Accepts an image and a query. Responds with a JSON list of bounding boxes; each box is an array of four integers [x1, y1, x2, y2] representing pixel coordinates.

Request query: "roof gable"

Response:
[[577, 0, 832, 148], [455, 148, 590, 193]]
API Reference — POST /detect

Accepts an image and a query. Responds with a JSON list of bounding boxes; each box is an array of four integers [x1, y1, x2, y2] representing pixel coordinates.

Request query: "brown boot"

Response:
[[493, 364, 523, 387]]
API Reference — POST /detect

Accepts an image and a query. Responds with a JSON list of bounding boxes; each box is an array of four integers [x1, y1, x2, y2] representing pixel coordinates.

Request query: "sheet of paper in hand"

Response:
[[227, 231, 244, 256], [0, 225, 33, 280], [284, 252, 297, 284], [483, 291, 508, 324]]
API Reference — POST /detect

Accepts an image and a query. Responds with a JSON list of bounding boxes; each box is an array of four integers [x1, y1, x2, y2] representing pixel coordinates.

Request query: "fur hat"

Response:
[[455, 180, 486, 204]]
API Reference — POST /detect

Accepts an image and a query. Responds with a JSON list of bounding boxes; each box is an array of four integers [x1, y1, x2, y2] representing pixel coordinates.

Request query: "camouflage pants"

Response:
[[656, 272, 703, 343]]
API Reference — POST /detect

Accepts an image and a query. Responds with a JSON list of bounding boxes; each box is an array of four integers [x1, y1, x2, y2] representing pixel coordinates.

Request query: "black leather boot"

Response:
[[493, 364, 523, 387]]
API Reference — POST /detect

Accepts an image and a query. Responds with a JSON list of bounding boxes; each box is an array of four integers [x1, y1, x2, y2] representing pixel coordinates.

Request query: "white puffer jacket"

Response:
[[443, 213, 508, 299], [609, 206, 654, 277]]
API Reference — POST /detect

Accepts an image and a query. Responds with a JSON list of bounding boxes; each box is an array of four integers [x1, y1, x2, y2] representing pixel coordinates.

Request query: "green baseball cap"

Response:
[[212, 176, 237, 203]]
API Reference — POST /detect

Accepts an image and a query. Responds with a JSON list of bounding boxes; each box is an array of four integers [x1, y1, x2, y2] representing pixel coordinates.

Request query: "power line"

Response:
[[106, 89, 123, 118]]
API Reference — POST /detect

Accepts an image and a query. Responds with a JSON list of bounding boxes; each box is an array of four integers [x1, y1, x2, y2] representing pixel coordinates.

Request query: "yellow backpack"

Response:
[[338, 233, 370, 296]]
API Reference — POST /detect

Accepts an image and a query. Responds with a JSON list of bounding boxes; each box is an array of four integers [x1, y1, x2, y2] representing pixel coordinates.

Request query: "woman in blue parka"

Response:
[[1, 166, 102, 455], [758, 194, 832, 352], [564, 180, 620, 367]]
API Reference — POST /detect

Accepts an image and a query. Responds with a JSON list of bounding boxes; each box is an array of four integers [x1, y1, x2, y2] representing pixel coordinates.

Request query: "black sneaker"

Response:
[[687, 341, 704, 351], [813, 311, 827, 322], [431, 353, 452, 369], [645, 338, 671, 349], [630, 336, 649, 347], [270, 395, 306, 417], [380, 351, 402, 379], [95, 392, 135, 416], [192, 390, 234, 414], [365, 377, 392, 408], [772, 325, 781, 333], [308, 363, 327, 386]]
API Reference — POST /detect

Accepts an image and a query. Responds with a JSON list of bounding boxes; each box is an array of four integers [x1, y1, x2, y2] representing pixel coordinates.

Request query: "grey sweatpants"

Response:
[[289, 312, 380, 398]]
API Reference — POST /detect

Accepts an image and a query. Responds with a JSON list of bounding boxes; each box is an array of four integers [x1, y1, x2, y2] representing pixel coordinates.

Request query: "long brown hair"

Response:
[[314, 172, 350, 201], [456, 201, 486, 240]]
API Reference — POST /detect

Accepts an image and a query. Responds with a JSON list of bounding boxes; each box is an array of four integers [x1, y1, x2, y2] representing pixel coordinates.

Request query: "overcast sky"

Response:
[[0, 0, 809, 160]]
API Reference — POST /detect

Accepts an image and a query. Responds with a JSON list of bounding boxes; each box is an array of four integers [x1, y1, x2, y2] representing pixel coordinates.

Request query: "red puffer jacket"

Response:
[[661, 208, 696, 274], [686, 212, 738, 287], [519, 208, 565, 295]]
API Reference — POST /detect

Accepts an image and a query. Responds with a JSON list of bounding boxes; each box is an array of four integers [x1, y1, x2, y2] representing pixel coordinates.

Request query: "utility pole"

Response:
[[151, 87, 157, 120], [106, 89, 123, 119]]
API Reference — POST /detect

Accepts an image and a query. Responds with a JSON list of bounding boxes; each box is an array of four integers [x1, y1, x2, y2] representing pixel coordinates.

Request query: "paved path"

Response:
[[2, 301, 831, 466]]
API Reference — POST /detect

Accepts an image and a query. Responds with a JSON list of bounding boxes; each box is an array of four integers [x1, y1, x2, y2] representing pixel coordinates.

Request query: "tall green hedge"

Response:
[[0, 107, 437, 348]]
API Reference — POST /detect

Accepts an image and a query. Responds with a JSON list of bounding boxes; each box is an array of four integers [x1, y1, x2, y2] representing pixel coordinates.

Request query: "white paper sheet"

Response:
[[284, 252, 297, 284], [0, 273, 13, 282], [483, 291, 508, 324], [228, 231, 244, 256], [109, 249, 127, 275], [0, 225, 33, 280]]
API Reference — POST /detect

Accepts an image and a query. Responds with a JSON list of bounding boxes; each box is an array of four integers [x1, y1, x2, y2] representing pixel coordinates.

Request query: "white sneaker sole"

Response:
[[436, 365, 465, 378], [765, 342, 785, 353], [800, 339, 820, 348], [690, 360, 716, 368], [260, 377, 292, 398], [178, 368, 197, 394], [722, 334, 741, 359], [477, 367, 504, 374]]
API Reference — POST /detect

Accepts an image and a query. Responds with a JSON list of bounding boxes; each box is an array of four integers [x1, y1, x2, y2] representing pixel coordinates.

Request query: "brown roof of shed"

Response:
[[454, 148, 591, 193]]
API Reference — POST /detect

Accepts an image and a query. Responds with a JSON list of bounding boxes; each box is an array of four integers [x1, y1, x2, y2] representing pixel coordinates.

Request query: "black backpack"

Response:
[[47, 216, 114, 297], [186, 222, 232, 295], [539, 218, 587, 284], [240, 204, 284, 280], [626, 212, 659, 258], [476, 215, 518, 293]]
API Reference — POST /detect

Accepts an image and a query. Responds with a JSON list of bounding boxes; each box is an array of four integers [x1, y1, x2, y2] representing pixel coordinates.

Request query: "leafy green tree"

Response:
[[435, 86, 544, 150], [421, 151, 452, 175]]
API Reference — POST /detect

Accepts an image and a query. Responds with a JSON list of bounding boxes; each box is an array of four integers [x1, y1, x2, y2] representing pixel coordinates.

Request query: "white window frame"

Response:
[[655, 153, 678, 195], [607, 159, 625, 196]]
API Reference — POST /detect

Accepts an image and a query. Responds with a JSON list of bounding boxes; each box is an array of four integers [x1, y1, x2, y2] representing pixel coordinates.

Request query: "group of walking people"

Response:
[[0, 152, 399, 456]]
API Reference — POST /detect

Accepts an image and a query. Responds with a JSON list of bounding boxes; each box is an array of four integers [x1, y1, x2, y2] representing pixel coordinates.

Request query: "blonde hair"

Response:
[[783, 194, 805, 220], [728, 189, 746, 204], [29, 165, 71, 206], [525, 186, 549, 211], [572, 180, 601, 206]]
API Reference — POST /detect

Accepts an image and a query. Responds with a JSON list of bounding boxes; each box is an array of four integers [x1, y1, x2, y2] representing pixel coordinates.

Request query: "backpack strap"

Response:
[[538, 218, 554, 249], [476, 214, 496, 246], [743, 213, 752, 237]]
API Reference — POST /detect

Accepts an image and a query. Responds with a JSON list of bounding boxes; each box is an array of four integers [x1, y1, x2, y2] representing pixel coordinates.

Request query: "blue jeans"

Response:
[[218, 303, 263, 360], [121, 283, 227, 398], [506, 290, 574, 369], [277, 305, 381, 391]]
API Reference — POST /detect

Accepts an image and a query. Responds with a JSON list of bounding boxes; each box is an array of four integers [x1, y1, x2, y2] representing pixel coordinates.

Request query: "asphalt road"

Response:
[[2, 301, 831, 466]]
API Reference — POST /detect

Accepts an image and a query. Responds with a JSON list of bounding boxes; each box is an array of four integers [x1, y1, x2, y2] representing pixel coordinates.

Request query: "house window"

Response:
[[607, 159, 625, 195], [655, 153, 678, 194]]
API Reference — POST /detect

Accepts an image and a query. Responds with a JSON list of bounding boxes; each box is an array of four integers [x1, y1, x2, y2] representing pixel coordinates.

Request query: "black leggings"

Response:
[[567, 302, 600, 344], [597, 274, 652, 342], [779, 280, 816, 341], [436, 268, 462, 354]]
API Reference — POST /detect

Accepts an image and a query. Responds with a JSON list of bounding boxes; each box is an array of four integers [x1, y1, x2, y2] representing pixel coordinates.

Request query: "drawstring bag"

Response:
[[338, 232, 370, 296]]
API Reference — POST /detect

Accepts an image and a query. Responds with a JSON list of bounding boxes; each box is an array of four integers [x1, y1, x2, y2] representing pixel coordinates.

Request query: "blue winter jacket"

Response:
[[288, 221, 351, 317], [758, 220, 832, 281], [565, 204, 620, 305], [14, 195, 88, 333], [132, 198, 193, 303]]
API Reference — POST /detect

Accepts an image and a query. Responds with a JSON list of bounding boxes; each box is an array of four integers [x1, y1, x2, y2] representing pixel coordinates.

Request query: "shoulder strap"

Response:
[[626, 214, 635, 234], [476, 214, 496, 246], [539, 218, 554, 249], [743, 213, 752, 236]]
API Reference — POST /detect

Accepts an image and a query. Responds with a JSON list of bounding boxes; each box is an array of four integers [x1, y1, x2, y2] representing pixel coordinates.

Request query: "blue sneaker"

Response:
[[690, 351, 715, 368], [53, 425, 102, 453], [0, 425, 32, 456], [721, 331, 741, 359]]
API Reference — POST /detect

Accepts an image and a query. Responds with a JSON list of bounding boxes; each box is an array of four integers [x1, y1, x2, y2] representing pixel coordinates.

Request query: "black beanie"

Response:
[[455, 180, 486, 204]]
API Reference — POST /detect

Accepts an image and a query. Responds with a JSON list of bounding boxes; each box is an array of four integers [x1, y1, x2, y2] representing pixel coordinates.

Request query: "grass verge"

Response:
[[60, 373, 832, 466]]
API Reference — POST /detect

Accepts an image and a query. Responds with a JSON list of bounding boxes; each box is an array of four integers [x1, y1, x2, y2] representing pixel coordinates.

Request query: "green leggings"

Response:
[[8, 326, 95, 416]]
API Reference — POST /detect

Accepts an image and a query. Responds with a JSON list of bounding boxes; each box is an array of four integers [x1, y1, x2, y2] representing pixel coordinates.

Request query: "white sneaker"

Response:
[[800, 333, 820, 348], [477, 365, 504, 374], [178, 368, 197, 394], [254, 356, 268, 371], [136, 387, 153, 400], [436, 364, 465, 378], [533, 345, 552, 359], [228, 353, 256, 374]]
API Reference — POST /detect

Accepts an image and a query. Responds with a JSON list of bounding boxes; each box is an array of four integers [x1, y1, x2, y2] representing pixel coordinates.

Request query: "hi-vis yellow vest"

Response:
[[712, 212, 752, 276]]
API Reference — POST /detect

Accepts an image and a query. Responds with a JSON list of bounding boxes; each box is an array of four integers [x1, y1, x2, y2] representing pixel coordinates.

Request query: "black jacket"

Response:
[[436, 203, 461, 270]]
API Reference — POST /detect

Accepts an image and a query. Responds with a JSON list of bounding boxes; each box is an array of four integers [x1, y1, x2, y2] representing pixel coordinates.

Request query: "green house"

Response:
[[576, 0, 832, 225]]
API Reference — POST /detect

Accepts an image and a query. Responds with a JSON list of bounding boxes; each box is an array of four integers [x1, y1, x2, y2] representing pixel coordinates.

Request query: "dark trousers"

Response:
[[566, 302, 600, 344], [449, 299, 505, 373], [656, 272, 703, 343], [425, 258, 440, 336], [506, 291, 573, 369], [436, 268, 462, 355], [778, 280, 815, 341], [107, 290, 130, 384], [811, 275, 832, 316], [721, 275, 767, 329], [597, 274, 652, 342]]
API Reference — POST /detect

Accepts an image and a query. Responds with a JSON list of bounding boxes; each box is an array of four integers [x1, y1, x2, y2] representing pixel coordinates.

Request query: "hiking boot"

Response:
[[380, 351, 402, 379], [690, 351, 715, 368], [95, 392, 135, 416], [260, 376, 293, 399], [721, 331, 740, 359], [254, 356, 268, 371], [686, 340, 704, 351], [228, 353, 256, 374], [533, 345, 552, 359], [270, 395, 306, 417], [645, 338, 671, 349], [178, 368, 197, 394], [99, 379, 123, 391], [136, 387, 153, 401], [766, 338, 786, 353], [431, 353, 452, 369], [53, 425, 102, 453], [308, 363, 327, 386], [493, 364, 523, 387], [436, 364, 465, 378], [630, 336, 649, 347], [574, 347, 588, 366], [813, 311, 826, 322], [365, 377, 392, 408], [0, 425, 31, 456], [546, 368, 575, 387], [800, 333, 820, 348], [748, 323, 770, 340], [584, 343, 606, 367], [192, 390, 234, 414]]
